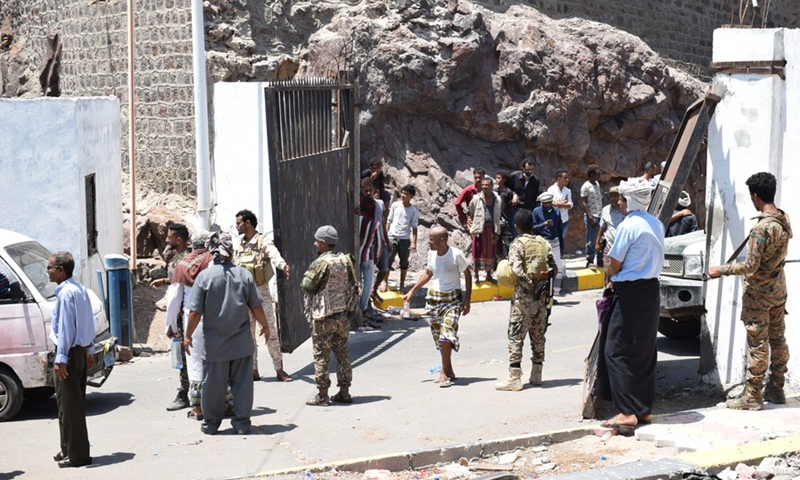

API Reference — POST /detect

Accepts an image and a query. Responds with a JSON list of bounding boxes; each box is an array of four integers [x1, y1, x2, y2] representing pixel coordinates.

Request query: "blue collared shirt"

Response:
[[608, 211, 665, 282], [532, 206, 564, 251], [50, 277, 96, 364]]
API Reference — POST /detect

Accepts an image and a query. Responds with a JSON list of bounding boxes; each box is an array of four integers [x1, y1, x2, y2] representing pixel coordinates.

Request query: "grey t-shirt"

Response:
[[188, 262, 263, 363]]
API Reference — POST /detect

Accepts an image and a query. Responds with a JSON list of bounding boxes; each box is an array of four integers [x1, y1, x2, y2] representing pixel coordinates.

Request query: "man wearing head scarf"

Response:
[[185, 234, 271, 435], [165, 231, 218, 420], [666, 191, 699, 238], [597, 177, 664, 436], [301, 226, 359, 406]]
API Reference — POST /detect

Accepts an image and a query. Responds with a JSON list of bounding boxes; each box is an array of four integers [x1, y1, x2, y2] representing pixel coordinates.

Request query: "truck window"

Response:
[[3, 241, 57, 300], [0, 257, 32, 303]]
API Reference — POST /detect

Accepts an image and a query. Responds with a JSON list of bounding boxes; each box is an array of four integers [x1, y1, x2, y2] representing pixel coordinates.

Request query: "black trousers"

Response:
[[601, 278, 659, 416], [55, 346, 90, 462]]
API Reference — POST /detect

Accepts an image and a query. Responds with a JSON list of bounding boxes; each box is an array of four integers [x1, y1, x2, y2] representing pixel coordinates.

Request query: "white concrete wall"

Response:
[[706, 28, 799, 389], [212, 82, 275, 238], [0, 98, 123, 298]]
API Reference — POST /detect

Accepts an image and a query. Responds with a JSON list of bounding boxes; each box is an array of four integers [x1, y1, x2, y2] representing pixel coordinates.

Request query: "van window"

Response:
[[3, 241, 57, 300], [0, 257, 32, 303]]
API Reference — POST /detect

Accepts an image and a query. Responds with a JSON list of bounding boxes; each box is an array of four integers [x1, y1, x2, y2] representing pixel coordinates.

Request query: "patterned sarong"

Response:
[[425, 289, 463, 352], [472, 225, 497, 272]]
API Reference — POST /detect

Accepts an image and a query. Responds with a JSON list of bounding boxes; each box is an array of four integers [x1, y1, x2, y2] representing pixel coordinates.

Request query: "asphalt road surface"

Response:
[[0, 290, 703, 480]]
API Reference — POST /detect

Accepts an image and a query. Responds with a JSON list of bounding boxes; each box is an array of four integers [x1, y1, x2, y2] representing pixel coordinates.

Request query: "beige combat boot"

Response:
[[764, 377, 786, 404], [726, 384, 763, 411], [529, 363, 543, 386], [495, 367, 523, 391]]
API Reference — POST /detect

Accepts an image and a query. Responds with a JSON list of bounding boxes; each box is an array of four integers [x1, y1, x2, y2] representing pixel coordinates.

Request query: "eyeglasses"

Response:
[[46, 265, 61, 271]]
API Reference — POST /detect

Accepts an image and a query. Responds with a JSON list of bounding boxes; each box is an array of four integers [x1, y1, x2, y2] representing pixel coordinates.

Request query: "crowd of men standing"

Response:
[[46, 151, 790, 462]]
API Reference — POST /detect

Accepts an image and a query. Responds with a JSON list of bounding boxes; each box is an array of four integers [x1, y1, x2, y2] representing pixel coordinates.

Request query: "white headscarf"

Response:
[[677, 191, 691, 208], [619, 177, 654, 212]]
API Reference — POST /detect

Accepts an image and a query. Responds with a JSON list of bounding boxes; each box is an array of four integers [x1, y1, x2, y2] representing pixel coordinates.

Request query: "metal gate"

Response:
[[265, 74, 356, 353]]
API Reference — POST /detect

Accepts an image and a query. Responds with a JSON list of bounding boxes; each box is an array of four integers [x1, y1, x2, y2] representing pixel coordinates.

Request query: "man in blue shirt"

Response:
[[533, 192, 564, 293], [48, 251, 95, 468], [599, 178, 664, 436]]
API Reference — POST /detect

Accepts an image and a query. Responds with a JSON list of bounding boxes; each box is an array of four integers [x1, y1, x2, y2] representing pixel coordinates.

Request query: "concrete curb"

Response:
[[560, 268, 605, 294], [225, 426, 593, 479]]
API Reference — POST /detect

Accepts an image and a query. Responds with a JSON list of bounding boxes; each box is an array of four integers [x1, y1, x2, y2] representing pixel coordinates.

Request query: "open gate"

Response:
[[265, 74, 357, 353]]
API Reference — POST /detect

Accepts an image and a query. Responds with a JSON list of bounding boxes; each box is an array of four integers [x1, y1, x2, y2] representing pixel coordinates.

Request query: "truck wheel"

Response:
[[658, 315, 701, 339], [0, 368, 24, 422]]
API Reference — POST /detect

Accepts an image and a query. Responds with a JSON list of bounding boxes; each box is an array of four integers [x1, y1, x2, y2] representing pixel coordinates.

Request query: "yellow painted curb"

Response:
[[375, 282, 512, 308], [675, 434, 800, 468], [575, 268, 605, 290]]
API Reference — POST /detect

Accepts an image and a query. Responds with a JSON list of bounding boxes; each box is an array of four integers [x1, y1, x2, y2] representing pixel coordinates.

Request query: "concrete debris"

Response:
[[496, 451, 519, 464]]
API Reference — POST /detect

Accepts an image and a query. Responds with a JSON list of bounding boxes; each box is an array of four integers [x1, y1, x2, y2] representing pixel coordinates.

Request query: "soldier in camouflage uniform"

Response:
[[152, 223, 193, 411], [234, 209, 292, 382], [301, 226, 359, 406], [710, 172, 793, 410], [496, 209, 557, 391]]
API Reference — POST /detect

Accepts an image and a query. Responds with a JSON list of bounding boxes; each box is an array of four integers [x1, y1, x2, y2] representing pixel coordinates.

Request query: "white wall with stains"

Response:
[[706, 28, 799, 389], [0, 97, 123, 298]]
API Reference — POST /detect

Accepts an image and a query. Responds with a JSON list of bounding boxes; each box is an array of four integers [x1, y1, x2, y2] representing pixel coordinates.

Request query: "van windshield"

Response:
[[3, 241, 57, 299]]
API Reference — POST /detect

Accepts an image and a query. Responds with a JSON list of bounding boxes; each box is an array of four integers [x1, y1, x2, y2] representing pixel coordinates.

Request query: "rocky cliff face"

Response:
[[286, 1, 708, 250]]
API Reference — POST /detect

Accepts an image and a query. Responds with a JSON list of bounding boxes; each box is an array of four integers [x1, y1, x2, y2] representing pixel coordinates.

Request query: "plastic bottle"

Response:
[[171, 337, 183, 369], [430, 364, 442, 375], [402, 301, 411, 318]]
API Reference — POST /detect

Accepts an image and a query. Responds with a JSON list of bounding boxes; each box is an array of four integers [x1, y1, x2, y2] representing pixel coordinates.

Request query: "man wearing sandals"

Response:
[[185, 234, 271, 435], [599, 177, 663, 435], [403, 226, 472, 387], [301, 226, 359, 406]]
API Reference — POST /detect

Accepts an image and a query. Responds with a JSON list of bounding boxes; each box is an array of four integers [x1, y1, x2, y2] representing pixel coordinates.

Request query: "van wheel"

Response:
[[0, 368, 24, 422], [658, 315, 701, 339]]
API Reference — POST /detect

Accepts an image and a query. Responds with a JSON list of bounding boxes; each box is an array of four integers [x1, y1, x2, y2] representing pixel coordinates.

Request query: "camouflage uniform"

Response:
[[721, 211, 792, 401], [301, 251, 358, 391], [169, 249, 190, 394], [507, 234, 556, 365], [235, 233, 288, 373]]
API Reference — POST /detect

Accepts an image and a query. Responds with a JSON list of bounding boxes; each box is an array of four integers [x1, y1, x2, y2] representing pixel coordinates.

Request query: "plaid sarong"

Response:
[[425, 289, 463, 352]]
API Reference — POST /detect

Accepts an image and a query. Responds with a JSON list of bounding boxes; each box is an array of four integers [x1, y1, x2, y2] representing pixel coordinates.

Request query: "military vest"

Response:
[[234, 234, 274, 287], [515, 234, 551, 288], [311, 252, 356, 320]]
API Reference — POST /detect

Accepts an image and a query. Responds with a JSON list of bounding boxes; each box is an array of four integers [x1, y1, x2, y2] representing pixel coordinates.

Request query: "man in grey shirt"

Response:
[[185, 234, 271, 435]]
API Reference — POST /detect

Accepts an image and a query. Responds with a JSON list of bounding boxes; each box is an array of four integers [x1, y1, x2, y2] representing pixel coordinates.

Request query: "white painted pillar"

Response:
[[705, 28, 797, 387]]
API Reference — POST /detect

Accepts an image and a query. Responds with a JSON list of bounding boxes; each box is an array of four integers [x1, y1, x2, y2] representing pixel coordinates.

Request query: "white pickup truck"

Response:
[[658, 230, 706, 339], [0, 229, 117, 421]]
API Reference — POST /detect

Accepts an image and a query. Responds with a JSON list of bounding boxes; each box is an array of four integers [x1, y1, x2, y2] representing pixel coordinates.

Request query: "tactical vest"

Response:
[[516, 235, 551, 288], [310, 252, 356, 320], [234, 234, 274, 287]]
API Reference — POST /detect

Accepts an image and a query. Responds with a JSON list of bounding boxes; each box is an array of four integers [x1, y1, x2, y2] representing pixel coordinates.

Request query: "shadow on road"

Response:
[[657, 335, 701, 356], [251, 406, 277, 417], [262, 423, 298, 435], [0, 471, 24, 480], [86, 451, 136, 467], [539, 377, 582, 389]]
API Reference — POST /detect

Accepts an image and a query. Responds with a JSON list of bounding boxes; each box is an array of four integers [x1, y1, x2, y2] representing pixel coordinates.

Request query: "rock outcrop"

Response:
[[293, 1, 707, 249]]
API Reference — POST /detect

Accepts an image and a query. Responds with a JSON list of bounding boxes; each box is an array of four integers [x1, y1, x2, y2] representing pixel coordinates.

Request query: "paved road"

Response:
[[0, 290, 700, 480]]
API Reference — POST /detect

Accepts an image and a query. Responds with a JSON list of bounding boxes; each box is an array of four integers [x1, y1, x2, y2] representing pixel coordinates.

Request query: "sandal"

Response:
[[600, 419, 636, 436], [371, 291, 383, 304], [187, 410, 204, 421], [276, 370, 293, 382], [636, 414, 653, 425], [439, 377, 454, 388], [53, 451, 67, 462], [305, 394, 330, 406], [331, 392, 354, 404]]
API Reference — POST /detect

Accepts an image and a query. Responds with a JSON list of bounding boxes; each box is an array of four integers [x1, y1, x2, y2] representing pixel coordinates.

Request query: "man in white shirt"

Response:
[[547, 170, 573, 258], [403, 226, 472, 388], [580, 165, 604, 268]]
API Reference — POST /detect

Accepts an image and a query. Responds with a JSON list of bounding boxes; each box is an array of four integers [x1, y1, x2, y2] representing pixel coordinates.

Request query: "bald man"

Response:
[[404, 227, 472, 388]]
